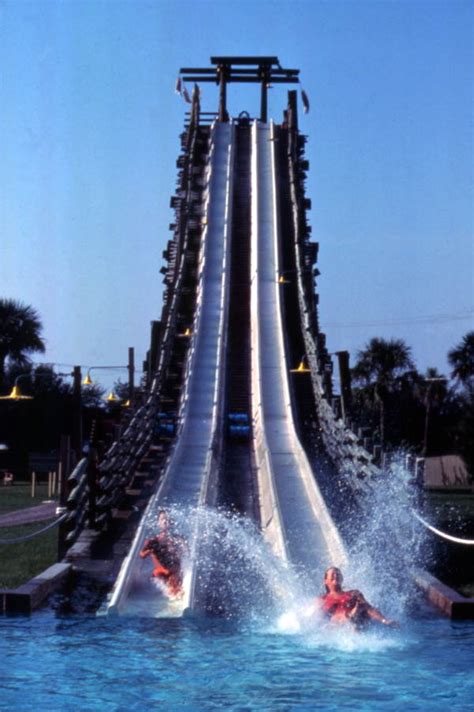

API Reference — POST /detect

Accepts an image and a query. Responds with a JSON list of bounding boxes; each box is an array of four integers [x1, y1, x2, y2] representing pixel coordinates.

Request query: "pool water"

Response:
[[1, 610, 473, 711], [3, 464, 472, 711]]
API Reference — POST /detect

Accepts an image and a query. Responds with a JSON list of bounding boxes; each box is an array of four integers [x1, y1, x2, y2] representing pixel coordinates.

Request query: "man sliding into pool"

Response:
[[316, 567, 398, 631], [139, 510, 187, 598]]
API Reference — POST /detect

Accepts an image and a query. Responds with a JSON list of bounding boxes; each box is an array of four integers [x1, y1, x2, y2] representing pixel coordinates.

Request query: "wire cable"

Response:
[[0, 512, 68, 545], [412, 509, 474, 546], [323, 309, 474, 329]]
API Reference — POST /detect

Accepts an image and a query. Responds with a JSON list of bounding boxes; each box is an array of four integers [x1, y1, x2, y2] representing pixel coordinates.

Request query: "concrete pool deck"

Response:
[[414, 568, 474, 620]]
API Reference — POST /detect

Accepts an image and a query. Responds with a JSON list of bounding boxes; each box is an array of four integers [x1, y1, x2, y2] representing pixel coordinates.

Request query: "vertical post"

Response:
[[57, 434, 71, 560], [72, 366, 82, 463], [422, 377, 446, 457], [31, 472, 36, 498], [336, 351, 353, 423], [128, 347, 135, 404], [260, 84, 267, 123], [260, 66, 269, 123], [59, 434, 71, 498], [372, 444, 382, 464], [218, 64, 228, 122], [415, 457, 425, 489], [287, 90, 298, 132], [422, 383, 432, 458], [323, 360, 333, 403], [148, 320, 161, 385]]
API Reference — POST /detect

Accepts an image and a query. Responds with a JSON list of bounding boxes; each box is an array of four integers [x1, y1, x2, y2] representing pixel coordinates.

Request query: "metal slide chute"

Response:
[[106, 121, 234, 616], [250, 119, 347, 581]]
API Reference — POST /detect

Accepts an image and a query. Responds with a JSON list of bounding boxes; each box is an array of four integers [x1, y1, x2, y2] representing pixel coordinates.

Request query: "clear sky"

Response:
[[0, 0, 472, 393]]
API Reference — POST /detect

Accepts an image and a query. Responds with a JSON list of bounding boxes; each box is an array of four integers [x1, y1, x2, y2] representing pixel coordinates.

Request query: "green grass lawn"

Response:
[[0, 483, 59, 588], [0, 482, 56, 515], [0, 521, 58, 589]]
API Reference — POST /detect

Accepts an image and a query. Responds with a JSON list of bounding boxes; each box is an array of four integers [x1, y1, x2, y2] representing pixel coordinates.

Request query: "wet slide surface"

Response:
[[106, 121, 234, 615], [106, 119, 346, 616], [250, 120, 346, 581]]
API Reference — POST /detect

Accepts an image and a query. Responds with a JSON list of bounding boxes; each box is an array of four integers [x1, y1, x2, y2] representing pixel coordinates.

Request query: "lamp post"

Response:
[[0, 368, 82, 457], [290, 354, 311, 373], [82, 347, 135, 405], [422, 377, 447, 457], [0, 373, 35, 400], [0, 367, 83, 513], [71, 366, 83, 462]]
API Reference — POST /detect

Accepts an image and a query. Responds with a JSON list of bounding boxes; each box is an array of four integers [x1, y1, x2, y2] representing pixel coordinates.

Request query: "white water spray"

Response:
[[148, 505, 308, 620], [344, 453, 428, 620], [137, 454, 426, 637]]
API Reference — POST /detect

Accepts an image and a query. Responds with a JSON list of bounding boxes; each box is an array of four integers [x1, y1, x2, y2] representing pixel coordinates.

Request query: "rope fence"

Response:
[[0, 511, 68, 545]]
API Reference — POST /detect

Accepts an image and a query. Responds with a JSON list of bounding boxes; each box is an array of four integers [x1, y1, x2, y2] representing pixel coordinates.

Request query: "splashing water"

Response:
[[269, 453, 428, 650], [139, 455, 426, 648], [141, 504, 309, 622], [344, 452, 429, 621]]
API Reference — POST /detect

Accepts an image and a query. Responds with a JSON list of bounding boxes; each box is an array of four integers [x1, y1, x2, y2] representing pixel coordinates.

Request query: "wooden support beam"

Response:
[[179, 56, 300, 123]]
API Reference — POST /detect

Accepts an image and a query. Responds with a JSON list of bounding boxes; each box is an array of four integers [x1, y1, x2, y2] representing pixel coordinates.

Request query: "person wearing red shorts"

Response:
[[140, 510, 186, 598]]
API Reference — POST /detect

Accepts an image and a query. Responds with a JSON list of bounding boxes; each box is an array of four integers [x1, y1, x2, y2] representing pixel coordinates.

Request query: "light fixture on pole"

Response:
[[82, 349, 135, 405], [0, 382, 33, 400], [290, 356, 311, 373], [82, 372, 93, 386], [82, 365, 127, 387], [177, 327, 193, 338], [0, 370, 73, 400]]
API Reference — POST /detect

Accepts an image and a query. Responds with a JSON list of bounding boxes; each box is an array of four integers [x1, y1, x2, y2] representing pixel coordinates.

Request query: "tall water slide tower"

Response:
[[105, 57, 382, 616]]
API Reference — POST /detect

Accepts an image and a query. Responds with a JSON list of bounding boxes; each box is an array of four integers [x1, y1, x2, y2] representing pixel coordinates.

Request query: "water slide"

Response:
[[249, 120, 347, 581], [106, 119, 346, 616], [106, 121, 234, 615]]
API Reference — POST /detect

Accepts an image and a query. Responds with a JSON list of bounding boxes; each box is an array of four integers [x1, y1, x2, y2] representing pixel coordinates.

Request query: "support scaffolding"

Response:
[[180, 56, 299, 122]]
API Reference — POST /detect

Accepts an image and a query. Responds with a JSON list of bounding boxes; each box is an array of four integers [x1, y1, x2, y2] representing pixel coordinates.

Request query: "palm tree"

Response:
[[352, 337, 415, 448], [0, 299, 46, 390], [448, 331, 474, 388]]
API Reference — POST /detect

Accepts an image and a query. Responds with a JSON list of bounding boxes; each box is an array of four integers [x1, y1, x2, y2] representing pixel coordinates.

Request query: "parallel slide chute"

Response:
[[106, 121, 234, 616], [106, 118, 346, 617], [249, 120, 346, 579]]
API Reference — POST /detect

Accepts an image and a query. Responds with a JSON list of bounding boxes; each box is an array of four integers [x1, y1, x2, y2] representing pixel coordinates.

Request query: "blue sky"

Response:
[[0, 0, 472, 393]]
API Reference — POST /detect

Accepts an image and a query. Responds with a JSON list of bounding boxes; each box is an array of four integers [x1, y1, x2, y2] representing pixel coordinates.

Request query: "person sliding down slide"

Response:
[[316, 567, 398, 631], [140, 510, 187, 598]]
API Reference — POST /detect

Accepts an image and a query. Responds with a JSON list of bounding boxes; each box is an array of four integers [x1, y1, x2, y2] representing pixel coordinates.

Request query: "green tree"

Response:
[[112, 379, 131, 402], [448, 332, 474, 475], [351, 337, 415, 448], [448, 331, 474, 389], [0, 299, 45, 390]]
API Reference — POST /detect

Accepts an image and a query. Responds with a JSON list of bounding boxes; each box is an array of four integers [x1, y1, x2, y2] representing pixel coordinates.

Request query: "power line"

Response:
[[323, 310, 474, 329]]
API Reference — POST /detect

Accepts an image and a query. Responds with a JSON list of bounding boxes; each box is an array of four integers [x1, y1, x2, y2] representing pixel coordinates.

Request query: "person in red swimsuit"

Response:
[[140, 510, 187, 598], [317, 567, 398, 630]]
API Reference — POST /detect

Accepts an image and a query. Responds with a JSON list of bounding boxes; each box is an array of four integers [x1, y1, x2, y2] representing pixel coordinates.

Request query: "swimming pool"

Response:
[[3, 468, 472, 711], [1, 611, 473, 711]]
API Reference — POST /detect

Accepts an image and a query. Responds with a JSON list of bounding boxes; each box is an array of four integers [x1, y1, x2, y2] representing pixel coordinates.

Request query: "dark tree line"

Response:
[[0, 299, 123, 474], [1, 298, 472, 477], [350, 333, 474, 475]]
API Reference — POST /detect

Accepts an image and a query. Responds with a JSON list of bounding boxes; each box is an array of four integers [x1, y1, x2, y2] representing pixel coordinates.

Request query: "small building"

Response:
[[422, 455, 472, 491]]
